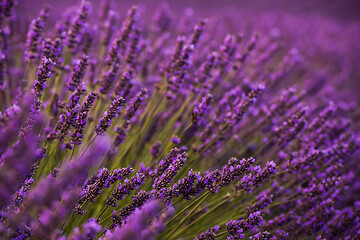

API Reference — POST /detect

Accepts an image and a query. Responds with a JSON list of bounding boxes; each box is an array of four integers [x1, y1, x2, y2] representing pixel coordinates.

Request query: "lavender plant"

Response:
[[0, 1, 359, 240]]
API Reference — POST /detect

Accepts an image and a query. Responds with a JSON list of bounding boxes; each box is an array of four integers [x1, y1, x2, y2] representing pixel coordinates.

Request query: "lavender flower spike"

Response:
[[195, 225, 220, 240], [95, 96, 126, 135], [68, 55, 89, 91], [191, 94, 213, 125], [69, 91, 98, 147], [33, 57, 54, 100], [67, 1, 91, 51], [105, 200, 161, 240], [25, 7, 49, 61], [226, 211, 263, 239], [106, 173, 146, 207]]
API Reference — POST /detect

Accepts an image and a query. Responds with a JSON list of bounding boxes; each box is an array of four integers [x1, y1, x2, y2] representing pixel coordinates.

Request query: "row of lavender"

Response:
[[0, 0, 359, 239]]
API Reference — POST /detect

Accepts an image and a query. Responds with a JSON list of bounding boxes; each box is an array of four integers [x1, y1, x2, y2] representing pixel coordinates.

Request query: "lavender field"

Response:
[[0, 0, 360, 239]]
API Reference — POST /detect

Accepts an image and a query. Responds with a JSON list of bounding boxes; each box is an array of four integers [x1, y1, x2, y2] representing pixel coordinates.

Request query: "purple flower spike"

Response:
[[107, 200, 163, 239], [150, 141, 162, 159], [33, 57, 54, 100], [124, 88, 147, 120], [68, 1, 91, 51], [25, 7, 49, 61], [153, 150, 187, 190], [226, 211, 263, 239], [68, 55, 89, 92], [100, 62, 119, 96], [191, 94, 213, 125], [111, 190, 152, 228], [106, 173, 145, 207], [69, 91, 98, 147], [95, 96, 126, 135], [195, 225, 220, 240]]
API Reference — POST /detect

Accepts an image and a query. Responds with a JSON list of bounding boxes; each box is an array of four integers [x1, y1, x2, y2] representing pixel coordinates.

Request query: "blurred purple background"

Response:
[[17, 0, 360, 102], [19, 0, 360, 22]]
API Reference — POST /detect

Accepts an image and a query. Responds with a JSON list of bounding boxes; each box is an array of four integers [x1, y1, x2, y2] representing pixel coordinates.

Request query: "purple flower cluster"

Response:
[[0, 1, 359, 240], [95, 96, 126, 135], [226, 211, 263, 239], [106, 173, 145, 207]]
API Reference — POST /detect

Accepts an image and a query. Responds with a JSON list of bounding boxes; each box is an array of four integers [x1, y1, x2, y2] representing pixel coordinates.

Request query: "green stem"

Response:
[[166, 191, 210, 240], [172, 192, 239, 238]]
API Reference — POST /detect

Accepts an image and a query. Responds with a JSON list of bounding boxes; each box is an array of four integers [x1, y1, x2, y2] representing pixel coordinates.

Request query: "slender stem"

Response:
[[97, 205, 109, 221], [69, 147, 76, 162], [166, 191, 209, 226], [98, 223, 113, 239], [166, 191, 210, 240], [148, 197, 183, 223], [216, 231, 228, 237], [62, 213, 76, 234], [76, 135, 97, 161], [172, 193, 239, 238], [23, 61, 31, 92]]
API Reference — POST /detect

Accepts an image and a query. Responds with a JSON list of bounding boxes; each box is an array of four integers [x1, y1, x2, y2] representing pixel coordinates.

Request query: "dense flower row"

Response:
[[0, 1, 359, 240]]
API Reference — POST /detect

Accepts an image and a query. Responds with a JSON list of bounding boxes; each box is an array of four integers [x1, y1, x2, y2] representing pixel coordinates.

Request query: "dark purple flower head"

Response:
[[108, 166, 134, 186], [111, 87, 147, 146], [246, 191, 273, 215], [106, 173, 145, 207], [274, 106, 308, 147], [226, 211, 263, 238], [25, 6, 49, 61], [124, 88, 147, 120], [33, 57, 54, 99], [67, 83, 86, 109], [192, 94, 213, 125], [41, 38, 53, 60], [114, 68, 134, 99], [190, 19, 207, 47], [100, 62, 119, 96], [150, 141, 162, 159], [67, 1, 91, 51], [107, 200, 162, 239], [152, 2, 174, 33], [249, 231, 271, 240], [95, 96, 126, 135], [196, 157, 255, 194], [2, 0, 17, 18], [236, 161, 277, 192], [50, 36, 65, 64], [153, 150, 187, 190], [0, 54, 6, 90], [166, 35, 186, 73], [195, 225, 220, 240], [126, 28, 141, 69], [171, 135, 180, 144], [68, 55, 89, 91], [195, 51, 217, 90], [114, 120, 130, 147], [230, 85, 264, 125], [69, 91, 98, 147], [101, 10, 117, 47], [112, 190, 152, 228], [105, 6, 138, 66]]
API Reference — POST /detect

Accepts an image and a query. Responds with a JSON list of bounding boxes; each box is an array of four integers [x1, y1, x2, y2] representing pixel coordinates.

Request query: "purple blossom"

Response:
[[191, 94, 213, 125], [95, 97, 126, 135], [195, 225, 220, 240], [25, 7, 49, 60], [68, 56, 89, 91], [67, 1, 91, 51], [150, 141, 162, 159], [106, 173, 145, 207]]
